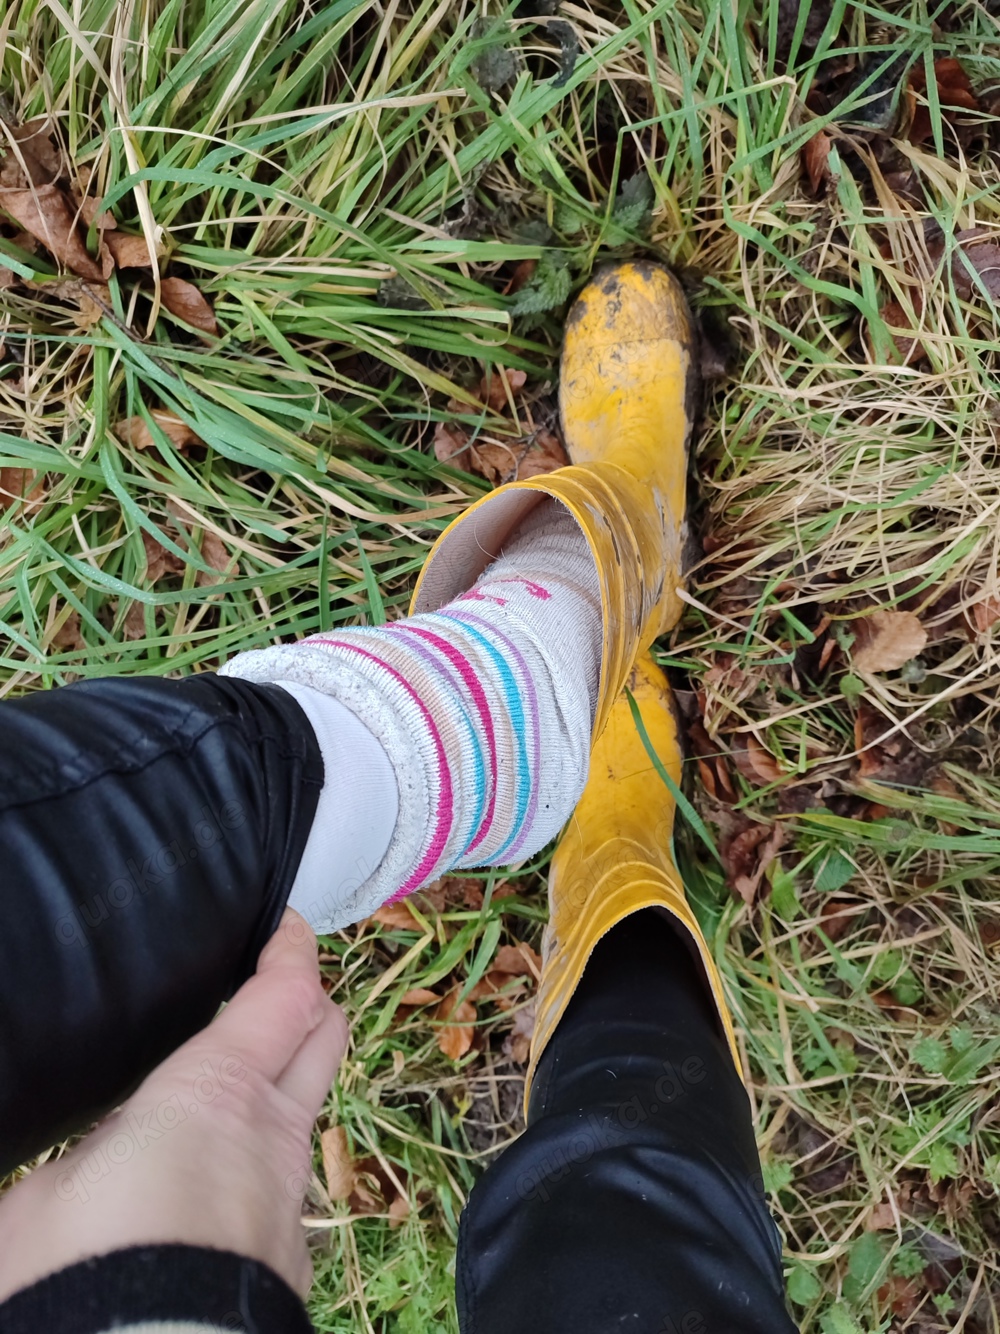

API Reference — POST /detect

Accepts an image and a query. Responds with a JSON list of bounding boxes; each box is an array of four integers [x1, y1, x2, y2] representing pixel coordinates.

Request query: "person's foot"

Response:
[[526, 654, 740, 1100], [412, 261, 701, 749]]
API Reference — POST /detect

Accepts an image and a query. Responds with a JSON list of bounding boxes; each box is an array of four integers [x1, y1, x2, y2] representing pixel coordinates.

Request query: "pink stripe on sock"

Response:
[[446, 610, 542, 860], [308, 639, 453, 898], [394, 624, 499, 853]]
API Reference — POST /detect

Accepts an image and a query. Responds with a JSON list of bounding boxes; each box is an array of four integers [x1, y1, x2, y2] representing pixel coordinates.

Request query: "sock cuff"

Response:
[[222, 643, 436, 923]]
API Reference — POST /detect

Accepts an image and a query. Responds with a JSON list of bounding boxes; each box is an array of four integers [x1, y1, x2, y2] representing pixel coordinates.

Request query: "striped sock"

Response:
[[220, 501, 601, 932]]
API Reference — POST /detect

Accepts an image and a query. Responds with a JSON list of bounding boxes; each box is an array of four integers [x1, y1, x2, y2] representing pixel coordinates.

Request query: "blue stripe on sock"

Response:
[[433, 611, 531, 863]]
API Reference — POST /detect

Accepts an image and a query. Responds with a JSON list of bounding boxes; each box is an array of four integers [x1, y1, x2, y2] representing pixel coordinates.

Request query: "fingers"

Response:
[[204, 909, 332, 1083], [275, 997, 348, 1115]]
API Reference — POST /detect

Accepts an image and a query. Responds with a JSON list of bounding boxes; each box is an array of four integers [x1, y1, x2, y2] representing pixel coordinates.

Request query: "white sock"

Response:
[[222, 501, 601, 932], [275, 684, 398, 927]]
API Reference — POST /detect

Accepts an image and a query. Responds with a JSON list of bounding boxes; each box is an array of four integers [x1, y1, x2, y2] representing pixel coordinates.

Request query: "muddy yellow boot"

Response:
[[412, 260, 696, 743], [526, 653, 741, 1104]]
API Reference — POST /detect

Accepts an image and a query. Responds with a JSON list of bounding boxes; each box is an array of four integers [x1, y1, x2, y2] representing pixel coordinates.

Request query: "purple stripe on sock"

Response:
[[308, 639, 453, 898], [443, 609, 541, 860], [394, 624, 499, 854]]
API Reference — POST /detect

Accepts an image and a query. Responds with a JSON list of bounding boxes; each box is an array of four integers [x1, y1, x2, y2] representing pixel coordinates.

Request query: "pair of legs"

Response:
[[0, 263, 795, 1329], [0, 667, 793, 1332]]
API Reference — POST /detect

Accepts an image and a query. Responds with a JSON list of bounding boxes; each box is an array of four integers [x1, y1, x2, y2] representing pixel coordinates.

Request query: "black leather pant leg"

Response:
[[0, 674, 323, 1175], [456, 910, 797, 1334]]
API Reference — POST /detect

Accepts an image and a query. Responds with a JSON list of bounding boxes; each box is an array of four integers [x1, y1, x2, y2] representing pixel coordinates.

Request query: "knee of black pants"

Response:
[[0, 672, 323, 1173]]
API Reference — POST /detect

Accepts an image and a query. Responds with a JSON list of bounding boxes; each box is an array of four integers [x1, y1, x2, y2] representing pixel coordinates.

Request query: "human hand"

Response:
[[0, 909, 347, 1302]]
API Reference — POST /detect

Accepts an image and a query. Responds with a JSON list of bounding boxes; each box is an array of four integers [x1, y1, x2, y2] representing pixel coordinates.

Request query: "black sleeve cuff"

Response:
[[0, 1244, 314, 1334]]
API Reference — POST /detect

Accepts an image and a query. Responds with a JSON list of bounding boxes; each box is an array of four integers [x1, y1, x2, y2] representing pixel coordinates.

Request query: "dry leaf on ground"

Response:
[[723, 821, 785, 906], [852, 698, 929, 789], [851, 609, 926, 672], [801, 130, 833, 196], [688, 720, 738, 803], [142, 531, 185, 584], [490, 942, 542, 980], [0, 184, 104, 281], [196, 530, 231, 586], [50, 610, 85, 652], [503, 260, 536, 294], [398, 987, 440, 1007], [877, 297, 927, 365], [104, 231, 156, 268], [817, 897, 858, 944], [968, 592, 1000, 634], [950, 227, 1000, 304], [867, 1199, 898, 1231], [321, 1125, 356, 1201], [387, 1191, 411, 1227], [906, 57, 979, 145], [116, 410, 202, 453], [502, 1002, 535, 1065], [514, 427, 569, 479], [1, 119, 62, 186], [122, 601, 148, 641], [435, 985, 476, 1060], [476, 366, 527, 413], [0, 467, 44, 511], [371, 900, 420, 930], [731, 733, 783, 785], [160, 276, 218, 335]]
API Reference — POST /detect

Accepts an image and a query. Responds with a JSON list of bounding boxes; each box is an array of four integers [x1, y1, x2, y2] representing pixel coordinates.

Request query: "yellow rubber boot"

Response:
[[411, 260, 696, 744], [526, 654, 741, 1107]]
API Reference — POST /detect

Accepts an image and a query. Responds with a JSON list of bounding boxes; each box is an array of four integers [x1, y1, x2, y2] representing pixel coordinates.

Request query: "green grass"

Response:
[[4, 0, 1000, 1329]]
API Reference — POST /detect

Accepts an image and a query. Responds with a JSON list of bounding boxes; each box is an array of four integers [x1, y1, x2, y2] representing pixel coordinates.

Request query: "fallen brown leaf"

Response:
[[142, 531, 185, 584], [122, 601, 147, 641], [818, 897, 857, 944], [723, 821, 785, 905], [388, 1191, 411, 1227], [433, 420, 472, 467], [116, 410, 202, 454], [462, 882, 485, 910], [732, 733, 784, 785], [514, 427, 569, 479], [950, 227, 1000, 304], [477, 366, 527, 413], [398, 987, 440, 1007], [0, 467, 43, 510], [867, 1198, 899, 1231], [433, 418, 567, 486], [877, 297, 927, 365], [688, 720, 738, 804], [104, 231, 156, 268], [851, 609, 927, 673], [196, 530, 231, 587], [321, 1125, 356, 1202], [877, 1273, 923, 1320], [435, 986, 477, 1061], [906, 56, 979, 145], [490, 942, 542, 980], [348, 1164, 383, 1215], [870, 989, 912, 1021], [0, 184, 104, 281], [502, 1002, 535, 1065], [1, 119, 62, 189], [78, 196, 115, 230], [504, 259, 537, 294], [802, 129, 834, 196], [160, 276, 218, 335], [371, 900, 420, 930], [50, 610, 85, 652], [968, 592, 1000, 634]]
